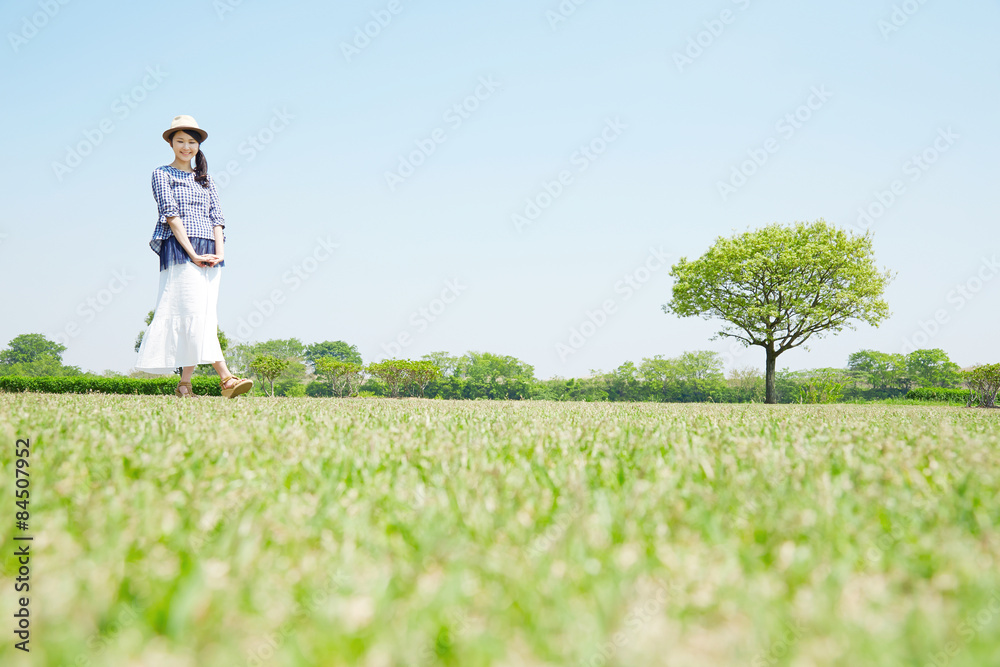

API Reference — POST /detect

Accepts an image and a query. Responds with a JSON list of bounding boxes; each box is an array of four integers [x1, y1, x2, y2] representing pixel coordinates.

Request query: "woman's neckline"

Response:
[[164, 164, 195, 174]]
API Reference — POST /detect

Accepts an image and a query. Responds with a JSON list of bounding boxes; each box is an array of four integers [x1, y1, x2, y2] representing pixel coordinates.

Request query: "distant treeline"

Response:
[[224, 343, 971, 403], [0, 333, 984, 404]]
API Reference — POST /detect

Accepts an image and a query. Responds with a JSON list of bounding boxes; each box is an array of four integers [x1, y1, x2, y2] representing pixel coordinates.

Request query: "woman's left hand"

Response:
[[205, 254, 224, 267]]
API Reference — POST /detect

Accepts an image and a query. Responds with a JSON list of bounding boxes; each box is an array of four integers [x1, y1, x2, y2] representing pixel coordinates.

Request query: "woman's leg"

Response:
[[214, 359, 254, 398], [212, 360, 233, 379], [180, 366, 196, 382]]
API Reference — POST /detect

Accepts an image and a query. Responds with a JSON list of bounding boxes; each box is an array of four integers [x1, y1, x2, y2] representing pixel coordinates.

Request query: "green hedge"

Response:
[[0, 376, 223, 396], [905, 387, 969, 404], [0, 375, 975, 405]]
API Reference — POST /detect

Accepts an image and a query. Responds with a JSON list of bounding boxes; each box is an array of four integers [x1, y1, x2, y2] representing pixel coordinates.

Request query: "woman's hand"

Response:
[[190, 253, 219, 267], [207, 253, 224, 267]]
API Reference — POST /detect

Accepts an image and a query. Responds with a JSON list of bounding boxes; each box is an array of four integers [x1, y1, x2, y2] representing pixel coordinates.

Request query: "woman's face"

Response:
[[171, 131, 200, 163]]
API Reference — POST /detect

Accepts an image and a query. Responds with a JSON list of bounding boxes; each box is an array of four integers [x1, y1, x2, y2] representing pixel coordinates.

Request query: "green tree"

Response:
[[367, 360, 411, 398], [249, 354, 289, 397], [407, 360, 441, 397], [1, 333, 66, 365], [250, 338, 305, 362], [305, 340, 362, 371], [314, 357, 364, 397], [906, 348, 961, 388], [638, 351, 725, 402], [457, 352, 535, 383], [728, 365, 764, 403], [229, 338, 306, 387], [0, 334, 81, 377], [665, 220, 893, 403], [638, 355, 679, 385], [673, 350, 725, 381], [422, 351, 461, 377], [964, 363, 1000, 408], [603, 361, 643, 402], [848, 350, 908, 390], [1, 353, 82, 377]]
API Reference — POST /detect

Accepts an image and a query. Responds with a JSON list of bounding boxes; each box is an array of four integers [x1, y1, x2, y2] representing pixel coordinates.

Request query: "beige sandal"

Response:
[[175, 380, 201, 398], [220, 375, 253, 399]]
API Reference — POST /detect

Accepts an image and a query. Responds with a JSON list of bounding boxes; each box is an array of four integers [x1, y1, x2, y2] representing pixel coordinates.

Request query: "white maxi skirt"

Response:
[[133, 262, 224, 375]]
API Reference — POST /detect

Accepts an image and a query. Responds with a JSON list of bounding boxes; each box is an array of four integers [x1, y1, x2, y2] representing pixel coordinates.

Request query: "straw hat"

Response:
[[162, 115, 208, 144]]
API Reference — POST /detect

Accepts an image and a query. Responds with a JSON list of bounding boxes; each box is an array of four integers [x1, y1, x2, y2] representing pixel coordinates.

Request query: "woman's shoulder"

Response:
[[153, 165, 193, 177]]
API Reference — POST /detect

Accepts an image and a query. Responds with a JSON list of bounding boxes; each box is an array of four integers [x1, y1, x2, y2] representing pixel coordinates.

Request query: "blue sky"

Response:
[[1, 0, 997, 379]]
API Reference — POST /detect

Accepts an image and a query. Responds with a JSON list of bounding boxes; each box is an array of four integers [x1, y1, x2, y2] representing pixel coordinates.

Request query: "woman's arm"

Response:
[[166, 216, 215, 266], [212, 224, 225, 264]]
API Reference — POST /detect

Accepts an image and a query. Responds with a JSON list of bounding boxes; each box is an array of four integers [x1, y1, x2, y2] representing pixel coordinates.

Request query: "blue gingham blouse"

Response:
[[149, 165, 227, 270]]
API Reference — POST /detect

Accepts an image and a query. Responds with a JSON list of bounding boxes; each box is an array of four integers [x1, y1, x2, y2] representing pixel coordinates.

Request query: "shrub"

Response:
[[249, 355, 289, 397], [905, 388, 969, 404], [0, 376, 222, 396], [964, 364, 1000, 408], [305, 381, 333, 398]]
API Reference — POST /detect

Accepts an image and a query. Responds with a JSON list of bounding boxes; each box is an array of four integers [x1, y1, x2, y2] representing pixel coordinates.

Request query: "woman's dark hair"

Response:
[[169, 129, 209, 188]]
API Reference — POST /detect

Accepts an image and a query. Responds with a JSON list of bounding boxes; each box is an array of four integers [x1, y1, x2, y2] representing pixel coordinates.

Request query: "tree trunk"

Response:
[[765, 344, 777, 404]]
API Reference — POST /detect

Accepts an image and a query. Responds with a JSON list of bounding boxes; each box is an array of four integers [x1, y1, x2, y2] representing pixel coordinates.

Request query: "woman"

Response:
[[134, 115, 253, 399]]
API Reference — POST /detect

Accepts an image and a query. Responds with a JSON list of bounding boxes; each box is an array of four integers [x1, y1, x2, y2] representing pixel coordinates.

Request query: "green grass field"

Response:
[[1, 394, 998, 666]]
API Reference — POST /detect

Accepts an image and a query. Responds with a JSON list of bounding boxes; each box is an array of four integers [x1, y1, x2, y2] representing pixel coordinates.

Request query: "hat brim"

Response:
[[163, 127, 207, 143]]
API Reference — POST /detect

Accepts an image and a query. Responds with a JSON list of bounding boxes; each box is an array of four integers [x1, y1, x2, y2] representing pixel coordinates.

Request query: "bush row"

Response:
[[0, 375, 977, 404], [904, 387, 970, 404], [0, 376, 222, 396]]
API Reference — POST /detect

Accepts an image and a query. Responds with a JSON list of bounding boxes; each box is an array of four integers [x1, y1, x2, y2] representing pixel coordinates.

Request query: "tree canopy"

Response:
[[0, 334, 81, 377], [249, 354, 289, 397], [306, 340, 362, 369], [456, 351, 535, 384], [906, 348, 961, 388], [665, 220, 893, 403], [1, 333, 66, 365]]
